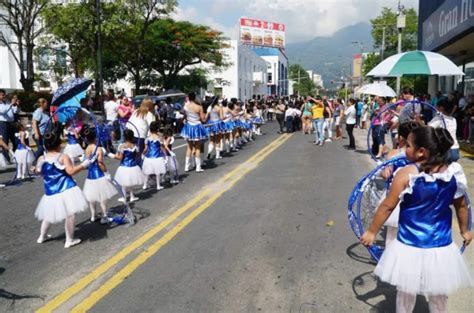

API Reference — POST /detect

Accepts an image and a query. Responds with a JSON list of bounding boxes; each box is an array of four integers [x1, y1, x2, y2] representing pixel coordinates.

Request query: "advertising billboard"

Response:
[[240, 18, 285, 48]]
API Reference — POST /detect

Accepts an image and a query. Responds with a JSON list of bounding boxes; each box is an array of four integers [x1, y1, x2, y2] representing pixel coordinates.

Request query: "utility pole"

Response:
[[381, 27, 386, 60], [96, 0, 104, 109], [396, 0, 406, 95]]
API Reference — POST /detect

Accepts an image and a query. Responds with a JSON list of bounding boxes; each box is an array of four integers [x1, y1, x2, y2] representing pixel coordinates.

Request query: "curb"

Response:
[[460, 142, 474, 156]]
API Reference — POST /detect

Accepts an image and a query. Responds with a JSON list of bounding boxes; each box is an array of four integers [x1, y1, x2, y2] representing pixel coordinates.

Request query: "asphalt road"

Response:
[[0, 122, 473, 312]]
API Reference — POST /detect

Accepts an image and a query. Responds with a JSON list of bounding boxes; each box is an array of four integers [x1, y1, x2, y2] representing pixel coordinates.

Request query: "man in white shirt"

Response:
[[104, 91, 119, 123]]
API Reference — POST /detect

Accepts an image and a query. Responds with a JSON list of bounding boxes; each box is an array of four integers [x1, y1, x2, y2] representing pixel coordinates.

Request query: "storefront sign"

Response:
[[240, 18, 286, 48], [422, 0, 474, 51]]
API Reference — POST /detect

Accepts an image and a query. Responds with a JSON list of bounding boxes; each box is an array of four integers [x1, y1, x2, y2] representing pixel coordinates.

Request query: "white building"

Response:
[[0, 6, 22, 92], [251, 46, 288, 96], [206, 40, 268, 100], [306, 70, 324, 88]]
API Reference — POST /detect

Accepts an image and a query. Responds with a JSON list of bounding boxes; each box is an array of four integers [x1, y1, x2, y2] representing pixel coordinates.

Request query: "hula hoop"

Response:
[[367, 100, 445, 161], [348, 157, 472, 262]]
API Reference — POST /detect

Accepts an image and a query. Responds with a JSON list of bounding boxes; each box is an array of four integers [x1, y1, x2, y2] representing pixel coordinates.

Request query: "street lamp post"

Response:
[[95, 0, 104, 108], [396, 1, 406, 95]]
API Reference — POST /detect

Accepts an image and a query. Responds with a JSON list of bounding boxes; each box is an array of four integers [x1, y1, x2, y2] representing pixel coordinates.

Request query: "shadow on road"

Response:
[[351, 271, 429, 313], [346, 242, 377, 266]]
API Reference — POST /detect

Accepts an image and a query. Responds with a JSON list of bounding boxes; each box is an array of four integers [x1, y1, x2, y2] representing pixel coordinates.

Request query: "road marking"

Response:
[[173, 143, 187, 150], [36, 134, 289, 313], [71, 133, 292, 312]]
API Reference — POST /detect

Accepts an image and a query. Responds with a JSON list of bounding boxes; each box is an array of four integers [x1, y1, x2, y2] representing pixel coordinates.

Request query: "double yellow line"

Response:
[[38, 133, 291, 313]]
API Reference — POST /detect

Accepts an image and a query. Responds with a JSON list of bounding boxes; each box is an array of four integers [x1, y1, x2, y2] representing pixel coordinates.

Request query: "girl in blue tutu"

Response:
[[206, 97, 224, 160], [181, 92, 208, 172], [14, 122, 34, 179], [142, 121, 167, 190], [361, 126, 472, 312], [35, 132, 90, 248], [110, 129, 145, 202], [83, 128, 117, 224], [63, 121, 84, 164], [221, 100, 235, 154]]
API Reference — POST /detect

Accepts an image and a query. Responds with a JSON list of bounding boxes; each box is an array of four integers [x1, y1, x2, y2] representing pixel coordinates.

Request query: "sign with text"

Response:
[[422, 0, 474, 51], [240, 18, 285, 48]]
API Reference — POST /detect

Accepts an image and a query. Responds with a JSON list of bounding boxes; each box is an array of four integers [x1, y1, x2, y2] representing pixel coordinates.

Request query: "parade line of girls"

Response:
[[25, 92, 264, 248]]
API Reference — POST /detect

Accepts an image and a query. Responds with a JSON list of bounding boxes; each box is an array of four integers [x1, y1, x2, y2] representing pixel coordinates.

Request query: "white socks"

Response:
[[195, 157, 203, 172], [208, 143, 215, 156], [185, 157, 190, 172]]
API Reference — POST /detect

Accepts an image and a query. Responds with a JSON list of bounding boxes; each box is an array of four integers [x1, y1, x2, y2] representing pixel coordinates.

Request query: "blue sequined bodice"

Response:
[[67, 133, 78, 144], [145, 139, 165, 158], [398, 174, 458, 248], [120, 148, 139, 167], [87, 157, 105, 180], [15, 132, 30, 150], [42, 160, 77, 196]]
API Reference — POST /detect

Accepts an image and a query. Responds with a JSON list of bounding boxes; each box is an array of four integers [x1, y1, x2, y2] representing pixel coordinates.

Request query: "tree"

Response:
[[111, 0, 177, 93], [145, 19, 228, 90], [370, 7, 418, 58], [0, 0, 48, 92], [289, 64, 316, 96]]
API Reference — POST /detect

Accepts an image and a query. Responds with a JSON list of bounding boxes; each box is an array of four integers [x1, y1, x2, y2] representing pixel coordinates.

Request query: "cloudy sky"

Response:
[[174, 0, 418, 43]]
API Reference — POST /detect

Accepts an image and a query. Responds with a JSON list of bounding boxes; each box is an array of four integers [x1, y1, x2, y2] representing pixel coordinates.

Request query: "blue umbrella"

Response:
[[56, 90, 87, 123], [52, 77, 92, 106]]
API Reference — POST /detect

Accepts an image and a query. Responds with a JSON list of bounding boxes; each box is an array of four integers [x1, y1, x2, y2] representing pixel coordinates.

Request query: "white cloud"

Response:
[[173, 0, 418, 43]]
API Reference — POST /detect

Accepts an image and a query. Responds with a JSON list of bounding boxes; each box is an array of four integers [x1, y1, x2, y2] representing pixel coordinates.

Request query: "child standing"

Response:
[[361, 126, 473, 312], [63, 122, 84, 163], [142, 121, 167, 191], [14, 123, 35, 179], [83, 128, 117, 224], [110, 129, 145, 202], [163, 128, 179, 184], [34, 132, 90, 248]]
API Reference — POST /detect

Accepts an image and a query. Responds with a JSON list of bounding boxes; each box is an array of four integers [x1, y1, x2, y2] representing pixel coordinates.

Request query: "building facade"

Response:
[[250, 46, 288, 97], [207, 40, 268, 100], [419, 0, 474, 95]]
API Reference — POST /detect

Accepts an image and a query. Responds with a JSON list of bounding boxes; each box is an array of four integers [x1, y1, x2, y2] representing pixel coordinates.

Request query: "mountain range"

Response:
[[285, 22, 375, 88]]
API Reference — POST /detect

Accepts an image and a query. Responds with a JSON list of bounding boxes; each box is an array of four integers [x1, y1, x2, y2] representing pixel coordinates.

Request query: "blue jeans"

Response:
[[313, 118, 324, 143], [448, 148, 459, 162]]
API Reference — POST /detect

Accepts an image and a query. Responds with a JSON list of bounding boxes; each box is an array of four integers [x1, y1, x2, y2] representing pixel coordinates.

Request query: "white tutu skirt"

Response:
[[374, 240, 473, 295], [14, 148, 35, 164], [115, 165, 145, 187], [142, 157, 166, 176], [63, 144, 84, 158], [166, 155, 179, 173], [0, 153, 7, 168], [83, 176, 118, 203], [35, 186, 88, 223]]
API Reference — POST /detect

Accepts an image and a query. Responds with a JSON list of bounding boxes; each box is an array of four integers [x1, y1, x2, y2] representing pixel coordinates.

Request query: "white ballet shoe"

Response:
[[64, 238, 81, 248], [142, 183, 148, 190], [118, 197, 126, 203], [90, 216, 96, 222], [129, 195, 139, 202], [156, 186, 164, 191], [37, 234, 52, 244]]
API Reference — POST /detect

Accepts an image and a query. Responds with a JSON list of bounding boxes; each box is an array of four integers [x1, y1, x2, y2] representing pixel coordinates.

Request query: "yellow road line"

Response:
[[71, 134, 292, 312], [36, 134, 289, 313]]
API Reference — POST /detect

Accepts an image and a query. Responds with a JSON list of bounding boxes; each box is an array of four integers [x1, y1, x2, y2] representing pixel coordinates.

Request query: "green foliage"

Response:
[[13, 91, 52, 113], [144, 19, 228, 89], [370, 7, 418, 57], [289, 64, 316, 96]]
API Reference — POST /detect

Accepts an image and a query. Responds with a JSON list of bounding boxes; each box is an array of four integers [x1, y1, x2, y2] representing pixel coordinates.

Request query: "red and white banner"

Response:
[[239, 18, 285, 48]]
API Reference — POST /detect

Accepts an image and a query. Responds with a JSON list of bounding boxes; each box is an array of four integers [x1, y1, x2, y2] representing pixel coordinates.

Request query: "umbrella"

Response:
[[367, 51, 464, 77], [56, 90, 86, 123], [52, 77, 92, 106], [356, 82, 396, 97]]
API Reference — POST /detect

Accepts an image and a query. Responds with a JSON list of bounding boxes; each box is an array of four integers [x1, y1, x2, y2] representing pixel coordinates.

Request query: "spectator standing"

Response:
[[32, 98, 50, 161], [128, 98, 155, 153], [356, 99, 363, 128], [275, 100, 286, 134], [343, 98, 357, 150], [429, 99, 460, 162], [311, 96, 325, 146], [116, 97, 133, 143], [322, 98, 334, 142], [0, 89, 19, 161]]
